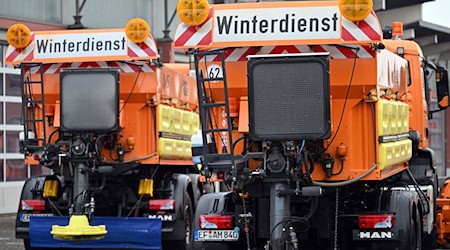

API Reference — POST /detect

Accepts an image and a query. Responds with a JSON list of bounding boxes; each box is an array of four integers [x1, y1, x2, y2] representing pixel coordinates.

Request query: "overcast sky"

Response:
[[422, 0, 450, 28]]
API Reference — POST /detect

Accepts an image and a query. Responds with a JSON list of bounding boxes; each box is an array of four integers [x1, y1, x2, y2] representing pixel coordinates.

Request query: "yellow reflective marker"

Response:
[[339, 0, 373, 22], [125, 18, 150, 43], [7, 23, 31, 49], [177, 0, 210, 27]]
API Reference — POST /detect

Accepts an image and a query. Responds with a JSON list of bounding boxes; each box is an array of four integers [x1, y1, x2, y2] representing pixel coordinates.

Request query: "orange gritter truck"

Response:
[[174, 0, 450, 249], [6, 19, 201, 249]]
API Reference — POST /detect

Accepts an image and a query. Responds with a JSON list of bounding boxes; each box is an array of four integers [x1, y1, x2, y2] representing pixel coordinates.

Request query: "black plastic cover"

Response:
[[60, 68, 120, 132], [248, 54, 331, 141]]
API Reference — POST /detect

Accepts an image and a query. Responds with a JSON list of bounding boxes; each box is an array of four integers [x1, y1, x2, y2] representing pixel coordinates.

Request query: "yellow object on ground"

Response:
[[51, 215, 107, 241]]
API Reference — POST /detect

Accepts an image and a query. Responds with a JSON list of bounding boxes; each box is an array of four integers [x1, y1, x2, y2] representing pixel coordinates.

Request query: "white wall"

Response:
[[0, 182, 23, 214]]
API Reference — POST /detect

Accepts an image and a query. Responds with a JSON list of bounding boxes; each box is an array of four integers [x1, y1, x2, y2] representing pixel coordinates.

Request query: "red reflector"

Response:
[[217, 172, 224, 180], [33, 154, 40, 161], [149, 199, 175, 211], [21, 200, 45, 211], [358, 214, 395, 229], [199, 215, 234, 229]]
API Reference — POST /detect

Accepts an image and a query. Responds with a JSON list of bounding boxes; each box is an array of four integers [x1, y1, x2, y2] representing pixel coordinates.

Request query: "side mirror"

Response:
[[436, 67, 449, 109]]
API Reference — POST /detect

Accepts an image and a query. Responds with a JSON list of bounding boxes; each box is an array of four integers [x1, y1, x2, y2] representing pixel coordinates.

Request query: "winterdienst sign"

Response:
[[35, 32, 127, 59], [5, 29, 158, 64], [213, 6, 341, 42], [174, 1, 383, 48]]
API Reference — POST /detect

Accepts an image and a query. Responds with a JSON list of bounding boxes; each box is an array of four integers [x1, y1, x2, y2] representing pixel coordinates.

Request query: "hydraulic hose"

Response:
[[312, 163, 377, 188], [103, 151, 157, 164]]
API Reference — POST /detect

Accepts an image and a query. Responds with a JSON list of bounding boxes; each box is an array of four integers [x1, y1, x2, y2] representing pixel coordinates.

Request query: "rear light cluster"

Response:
[[21, 200, 45, 211], [199, 215, 234, 229], [149, 199, 175, 211], [358, 214, 395, 229]]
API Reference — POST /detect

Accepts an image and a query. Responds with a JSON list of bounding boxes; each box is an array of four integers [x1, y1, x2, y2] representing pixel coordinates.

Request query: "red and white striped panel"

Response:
[[199, 45, 375, 62], [127, 37, 158, 58], [311, 45, 375, 59], [174, 8, 213, 47], [5, 33, 35, 63], [341, 12, 382, 42], [26, 61, 155, 74]]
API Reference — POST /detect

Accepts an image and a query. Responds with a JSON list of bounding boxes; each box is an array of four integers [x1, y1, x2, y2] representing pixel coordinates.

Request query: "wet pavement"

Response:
[[0, 214, 23, 250]]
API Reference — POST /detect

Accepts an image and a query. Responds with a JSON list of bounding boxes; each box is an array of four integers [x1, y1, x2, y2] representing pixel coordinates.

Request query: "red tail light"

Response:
[[199, 215, 234, 229], [21, 200, 45, 211], [217, 172, 225, 180], [149, 199, 175, 211], [358, 214, 395, 229]]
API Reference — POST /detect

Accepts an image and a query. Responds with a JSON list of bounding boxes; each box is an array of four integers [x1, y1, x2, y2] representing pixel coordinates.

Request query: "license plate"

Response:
[[20, 213, 54, 222], [194, 230, 239, 241]]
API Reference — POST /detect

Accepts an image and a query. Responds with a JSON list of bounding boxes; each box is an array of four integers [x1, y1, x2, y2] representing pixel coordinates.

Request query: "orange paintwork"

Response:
[[196, 41, 427, 181], [175, 1, 425, 182], [202, 56, 385, 180], [383, 40, 429, 149], [437, 180, 450, 245], [27, 65, 197, 166]]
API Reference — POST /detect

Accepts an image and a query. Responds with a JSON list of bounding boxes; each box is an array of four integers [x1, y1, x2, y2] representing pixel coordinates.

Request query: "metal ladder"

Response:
[[20, 63, 47, 153], [193, 50, 240, 182]]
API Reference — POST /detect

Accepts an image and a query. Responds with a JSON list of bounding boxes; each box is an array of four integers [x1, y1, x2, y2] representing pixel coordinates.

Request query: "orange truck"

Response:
[[174, 0, 450, 249], [6, 19, 202, 249]]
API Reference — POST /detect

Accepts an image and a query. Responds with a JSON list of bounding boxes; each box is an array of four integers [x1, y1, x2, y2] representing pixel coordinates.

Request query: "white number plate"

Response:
[[194, 230, 239, 241], [20, 213, 53, 222]]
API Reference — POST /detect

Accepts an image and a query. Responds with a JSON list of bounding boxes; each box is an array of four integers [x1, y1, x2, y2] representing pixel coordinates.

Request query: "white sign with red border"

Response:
[[213, 6, 341, 43], [34, 32, 127, 59]]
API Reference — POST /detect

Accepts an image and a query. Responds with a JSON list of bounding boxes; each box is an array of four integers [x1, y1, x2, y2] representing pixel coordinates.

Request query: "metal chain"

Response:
[[334, 188, 339, 250], [242, 194, 251, 250]]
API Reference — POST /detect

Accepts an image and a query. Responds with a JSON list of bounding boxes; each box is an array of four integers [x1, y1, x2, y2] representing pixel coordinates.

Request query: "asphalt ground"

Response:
[[0, 214, 23, 250]]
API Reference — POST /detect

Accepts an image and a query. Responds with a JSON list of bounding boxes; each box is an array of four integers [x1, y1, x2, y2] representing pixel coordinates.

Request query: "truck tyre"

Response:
[[24, 239, 31, 250], [389, 191, 421, 250], [422, 227, 437, 250], [422, 173, 438, 250], [165, 191, 193, 250]]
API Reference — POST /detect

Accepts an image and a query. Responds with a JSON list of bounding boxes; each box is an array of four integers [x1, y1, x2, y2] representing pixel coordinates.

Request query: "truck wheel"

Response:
[[390, 191, 421, 250], [422, 227, 437, 250], [166, 191, 193, 250], [412, 207, 422, 250], [423, 173, 438, 250], [24, 239, 31, 250]]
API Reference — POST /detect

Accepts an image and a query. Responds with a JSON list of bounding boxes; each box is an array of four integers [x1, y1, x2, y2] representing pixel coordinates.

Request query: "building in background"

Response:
[[0, 0, 449, 213]]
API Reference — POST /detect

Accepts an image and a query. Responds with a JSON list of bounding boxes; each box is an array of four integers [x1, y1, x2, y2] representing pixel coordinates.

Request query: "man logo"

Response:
[[359, 231, 393, 239], [149, 214, 174, 221]]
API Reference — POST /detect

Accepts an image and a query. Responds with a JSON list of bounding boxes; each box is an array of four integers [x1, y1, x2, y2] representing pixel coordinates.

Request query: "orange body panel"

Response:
[[437, 180, 450, 245], [27, 66, 198, 166], [384, 40, 429, 149], [200, 46, 422, 181]]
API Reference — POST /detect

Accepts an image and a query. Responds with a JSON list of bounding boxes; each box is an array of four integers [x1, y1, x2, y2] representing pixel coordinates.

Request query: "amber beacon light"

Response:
[[7, 23, 31, 49], [177, 0, 210, 27], [339, 0, 373, 22], [125, 18, 150, 43]]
